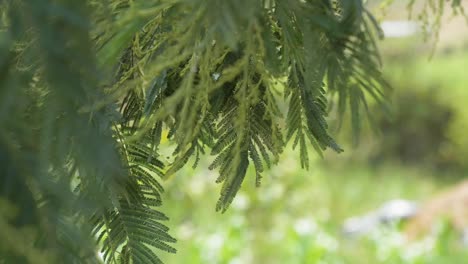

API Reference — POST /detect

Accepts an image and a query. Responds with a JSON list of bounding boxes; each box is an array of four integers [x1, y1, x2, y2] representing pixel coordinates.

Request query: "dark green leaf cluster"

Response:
[[0, 0, 175, 262], [92, 130, 177, 264]]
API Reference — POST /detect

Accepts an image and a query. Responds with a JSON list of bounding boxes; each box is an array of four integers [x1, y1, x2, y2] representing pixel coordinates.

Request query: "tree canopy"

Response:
[[0, 0, 464, 263]]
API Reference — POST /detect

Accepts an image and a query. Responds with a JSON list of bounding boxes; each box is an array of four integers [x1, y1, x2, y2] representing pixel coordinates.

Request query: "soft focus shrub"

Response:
[[371, 88, 457, 170]]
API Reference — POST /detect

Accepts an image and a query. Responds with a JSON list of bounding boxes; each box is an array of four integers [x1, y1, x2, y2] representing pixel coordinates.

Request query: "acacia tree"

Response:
[[0, 0, 464, 263]]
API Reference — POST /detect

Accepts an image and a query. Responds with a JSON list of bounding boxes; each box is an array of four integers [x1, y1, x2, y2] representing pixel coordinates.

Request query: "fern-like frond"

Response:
[[209, 61, 283, 211], [95, 203, 176, 264], [94, 128, 176, 264]]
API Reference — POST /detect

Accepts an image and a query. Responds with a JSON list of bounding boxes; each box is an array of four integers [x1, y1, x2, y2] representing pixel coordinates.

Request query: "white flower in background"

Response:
[[315, 232, 338, 252], [381, 20, 421, 38], [402, 237, 435, 262], [294, 218, 317, 236], [232, 193, 249, 211], [188, 177, 205, 196], [371, 228, 405, 261], [259, 183, 284, 202], [206, 233, 225, 250], [294, 217, 338, 251], [177, 222, 195, 240], [201, 232, 225, 262]]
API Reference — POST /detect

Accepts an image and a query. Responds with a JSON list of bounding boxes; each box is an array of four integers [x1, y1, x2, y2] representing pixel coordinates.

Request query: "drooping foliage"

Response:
[[0, 0, 463, 263]]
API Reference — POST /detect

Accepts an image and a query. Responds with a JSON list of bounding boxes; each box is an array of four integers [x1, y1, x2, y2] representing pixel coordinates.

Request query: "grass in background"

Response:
[[157, 149, 459, 263]]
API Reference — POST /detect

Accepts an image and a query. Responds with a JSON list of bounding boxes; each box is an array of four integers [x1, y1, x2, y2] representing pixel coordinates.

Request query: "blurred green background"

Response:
[[158, 4, 468, 264]]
